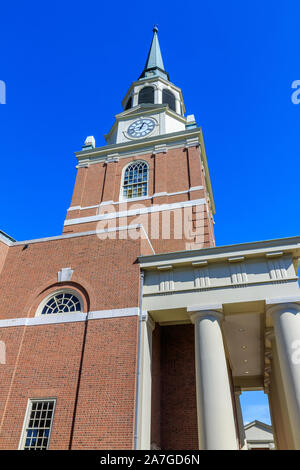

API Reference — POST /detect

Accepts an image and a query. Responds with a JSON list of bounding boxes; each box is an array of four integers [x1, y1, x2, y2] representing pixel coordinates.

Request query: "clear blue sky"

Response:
[[1, 0, 299, 428]]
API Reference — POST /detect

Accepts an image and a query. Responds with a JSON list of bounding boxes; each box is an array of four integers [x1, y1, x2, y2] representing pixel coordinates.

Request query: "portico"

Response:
[[137, 236, 300, 450]]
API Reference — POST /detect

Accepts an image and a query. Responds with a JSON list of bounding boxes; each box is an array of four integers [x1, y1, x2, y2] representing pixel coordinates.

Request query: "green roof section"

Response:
[[139, 25, 169, 81]]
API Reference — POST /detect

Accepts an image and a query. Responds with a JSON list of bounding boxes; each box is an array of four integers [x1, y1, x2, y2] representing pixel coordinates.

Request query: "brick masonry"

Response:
[[151, 324, 198, 450], [63, 146, 215, 252], [0, 142, 222, 449], [0, 234, 148, 449]]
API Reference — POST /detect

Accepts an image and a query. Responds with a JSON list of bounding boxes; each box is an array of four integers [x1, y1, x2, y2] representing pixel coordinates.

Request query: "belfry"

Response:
[[0, 27, 300, 450]]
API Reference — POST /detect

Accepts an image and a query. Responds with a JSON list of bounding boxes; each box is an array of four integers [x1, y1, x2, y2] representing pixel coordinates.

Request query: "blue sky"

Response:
[[240, 391, 271, 425], [1, 0, 299, 428]]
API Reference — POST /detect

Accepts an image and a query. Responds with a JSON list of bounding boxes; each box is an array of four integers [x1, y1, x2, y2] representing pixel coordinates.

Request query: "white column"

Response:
[[137, 314, 155, 449], [155, 87, 162, 105], [175, 98, 181, 115], [188, 308, 238, 449], [132, 92, 139, 107], [267, 302, 300, 449], [234, 389, 247, 450]]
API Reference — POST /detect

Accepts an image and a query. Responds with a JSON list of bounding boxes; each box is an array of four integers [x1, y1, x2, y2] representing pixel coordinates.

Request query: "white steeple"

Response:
[[105, 26, 196, 145]]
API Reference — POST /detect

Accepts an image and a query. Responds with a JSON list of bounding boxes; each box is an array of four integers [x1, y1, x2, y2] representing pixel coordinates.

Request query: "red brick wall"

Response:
[[151, 324, 198, 450], [0, 234, 145, 449], [66, 147, 205, 212], [63, 146, 215, 253], [0, 317, 138, 449], [63, 207, 213, 254], [0, 234, 146, 319]]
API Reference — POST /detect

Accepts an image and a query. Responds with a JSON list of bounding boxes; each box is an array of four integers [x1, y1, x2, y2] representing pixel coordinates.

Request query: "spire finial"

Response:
[[139, 25, 169, 81]]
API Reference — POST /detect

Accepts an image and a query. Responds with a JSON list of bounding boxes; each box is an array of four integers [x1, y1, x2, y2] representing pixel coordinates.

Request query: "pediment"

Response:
[[115, 104, 167, 119]]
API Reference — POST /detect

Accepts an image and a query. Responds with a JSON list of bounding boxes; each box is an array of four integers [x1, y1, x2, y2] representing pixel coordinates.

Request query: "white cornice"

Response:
[[75, 127, 215, 215], [0, 231, 15, 246], [75, 128, 202, 162], [139, 236, 300, 270], [0, 234, 13, 246]]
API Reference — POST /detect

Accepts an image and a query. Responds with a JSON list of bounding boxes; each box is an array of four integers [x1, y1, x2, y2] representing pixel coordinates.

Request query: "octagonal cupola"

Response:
[[105, 26, 196, 145], [121, 26, 185, 116]]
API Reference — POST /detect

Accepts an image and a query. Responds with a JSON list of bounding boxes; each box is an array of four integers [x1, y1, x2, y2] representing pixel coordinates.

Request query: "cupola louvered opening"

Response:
[[162, 89, 176, 112], [138, 86, 154, 105], [125, 96, 132, 110]]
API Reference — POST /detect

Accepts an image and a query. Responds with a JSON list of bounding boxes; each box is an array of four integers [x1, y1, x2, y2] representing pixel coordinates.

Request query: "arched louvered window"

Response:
[[122, 161, 149, 199], [125, 96, 132, 110], [162, 89, 176, 112], [138, 86, 154, 105]]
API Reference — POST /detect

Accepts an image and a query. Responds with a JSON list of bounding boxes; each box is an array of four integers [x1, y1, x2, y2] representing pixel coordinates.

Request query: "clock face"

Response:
[[127, 118, 156, 138]]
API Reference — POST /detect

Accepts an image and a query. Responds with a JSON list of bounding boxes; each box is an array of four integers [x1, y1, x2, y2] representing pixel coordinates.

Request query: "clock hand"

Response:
[[139, 122, 145, 130]]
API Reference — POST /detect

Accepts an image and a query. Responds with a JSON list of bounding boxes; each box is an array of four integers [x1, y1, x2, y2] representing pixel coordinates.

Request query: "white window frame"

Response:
[[35, 289, 83, 317], [119, 160, 149, 202], [18, 398, 57, 450]]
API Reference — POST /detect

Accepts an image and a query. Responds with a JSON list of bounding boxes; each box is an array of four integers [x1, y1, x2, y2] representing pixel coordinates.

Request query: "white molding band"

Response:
[[64, 198, 207, 226], [75, 128, 202, 164], [0, 307, 140, 329], [266, 296, 300, 307], [5, 224, 154, 250], [66, 186, 204, 212], [143, 276, 299, 297], [187, 304, 223, 313]]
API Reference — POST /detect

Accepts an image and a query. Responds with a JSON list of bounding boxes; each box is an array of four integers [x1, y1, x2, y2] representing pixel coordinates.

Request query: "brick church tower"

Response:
[[1, 27, 274, 451], [63, 25, 215, 254]]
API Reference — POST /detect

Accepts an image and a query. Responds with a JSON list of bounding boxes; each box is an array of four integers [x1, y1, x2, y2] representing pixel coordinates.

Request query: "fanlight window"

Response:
[[162, 89, 176, 112], [41, 292, 82, 315], [122, 161, 148, 199], [138, 86, 154, 105]]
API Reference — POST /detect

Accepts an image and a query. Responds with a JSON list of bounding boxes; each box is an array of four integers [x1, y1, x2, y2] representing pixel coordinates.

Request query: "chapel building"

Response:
[[0, 27, 300, 450]]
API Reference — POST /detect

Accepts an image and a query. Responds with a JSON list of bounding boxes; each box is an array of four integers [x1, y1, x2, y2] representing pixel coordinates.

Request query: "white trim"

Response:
[[76, 128, 201, 163], [66, 186, 205, 212], [139, 225, 155, 254], [67, 205, 82, 212], [64, 198, 207, 226], [0, 307, 140, 329], [266, 296, 300, 306], [187, 304, 223, 313], [18, 398, 57, 450], [143, 276, 299, 298], [35, 289, 83, 317], [0, 233, 14, 246], [88, 307, 139, 320], [9, 224, 148, 247], [119, 159, 150, 202]]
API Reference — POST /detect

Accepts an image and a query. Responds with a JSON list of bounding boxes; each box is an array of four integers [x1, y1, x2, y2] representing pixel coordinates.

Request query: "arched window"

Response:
[[138, 86, 154, 105], [38, 291, 82, 315], [122, 161, 149, 199], [125, 96, 132, 110], [162, 89, 176, 112]]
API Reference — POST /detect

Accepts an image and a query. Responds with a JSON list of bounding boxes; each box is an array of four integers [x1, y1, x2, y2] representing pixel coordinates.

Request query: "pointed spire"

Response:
[[139, 25, 169, 81]]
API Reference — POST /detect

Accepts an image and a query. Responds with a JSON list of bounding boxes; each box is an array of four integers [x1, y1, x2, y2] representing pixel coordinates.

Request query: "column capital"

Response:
[[266, 299, 300, 317], [187, 305, 223, 324], [142, 311, 155, 332]]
